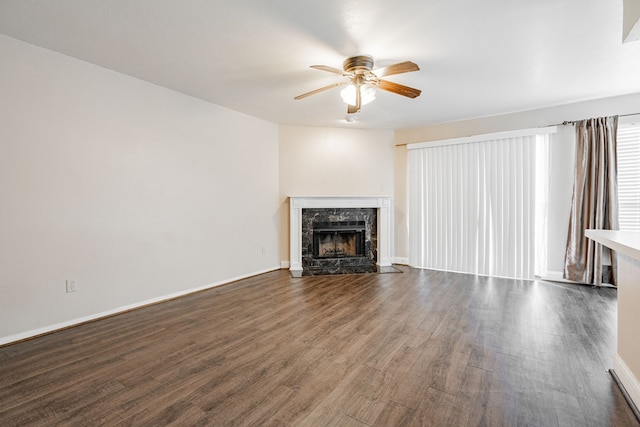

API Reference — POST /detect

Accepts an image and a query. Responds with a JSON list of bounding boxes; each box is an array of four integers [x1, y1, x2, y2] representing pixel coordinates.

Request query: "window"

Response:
[[407, 128, 553, 280], [617, 122, 640, 231]]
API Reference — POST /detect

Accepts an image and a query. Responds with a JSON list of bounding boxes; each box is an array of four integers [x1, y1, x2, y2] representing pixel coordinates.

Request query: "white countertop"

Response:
[[585, 229, 640, 260]]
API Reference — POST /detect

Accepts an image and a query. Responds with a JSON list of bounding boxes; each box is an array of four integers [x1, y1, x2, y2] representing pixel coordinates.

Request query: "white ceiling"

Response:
[[1, 0, 639, 130]]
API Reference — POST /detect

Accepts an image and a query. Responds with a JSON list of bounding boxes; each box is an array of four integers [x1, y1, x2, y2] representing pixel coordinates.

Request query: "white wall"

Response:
[[395, 93, 640, 145], [393, 145, 409, 264], [545, 126, 576, 277], [394, 92, 640, 272], [0, 35, 280, 343], [278, 125, 395, 264]]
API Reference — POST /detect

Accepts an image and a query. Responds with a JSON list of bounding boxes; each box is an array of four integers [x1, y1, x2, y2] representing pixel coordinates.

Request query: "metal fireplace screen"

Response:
[[312, 221, 366, 258]]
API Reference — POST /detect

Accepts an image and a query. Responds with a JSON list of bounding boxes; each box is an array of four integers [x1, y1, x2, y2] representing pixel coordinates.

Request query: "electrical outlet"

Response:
[[66, 280, 77, 293]]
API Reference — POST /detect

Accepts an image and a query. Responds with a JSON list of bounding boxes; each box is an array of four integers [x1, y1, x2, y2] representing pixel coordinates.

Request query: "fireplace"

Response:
[[313, 221, 366, 258], [289, 196, 392, 275]]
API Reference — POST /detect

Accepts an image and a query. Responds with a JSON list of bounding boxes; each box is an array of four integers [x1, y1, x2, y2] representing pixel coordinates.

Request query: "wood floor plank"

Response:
[[1, 267, 639, 426], [406, 386, 472, 426], [372, 400, 415, 426]]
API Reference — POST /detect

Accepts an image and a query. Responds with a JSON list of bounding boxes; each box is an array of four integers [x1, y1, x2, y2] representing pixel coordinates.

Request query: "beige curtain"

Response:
[[564, 116, 619, 286]]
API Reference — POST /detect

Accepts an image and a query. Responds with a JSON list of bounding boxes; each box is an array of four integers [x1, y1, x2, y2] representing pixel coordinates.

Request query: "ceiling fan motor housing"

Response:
[[343, 55, 374, 73]]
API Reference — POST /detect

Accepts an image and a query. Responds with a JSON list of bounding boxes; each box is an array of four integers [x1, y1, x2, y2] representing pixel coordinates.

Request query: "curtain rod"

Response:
[[554, 112, 640, 126], [395, 112, 640, 147]]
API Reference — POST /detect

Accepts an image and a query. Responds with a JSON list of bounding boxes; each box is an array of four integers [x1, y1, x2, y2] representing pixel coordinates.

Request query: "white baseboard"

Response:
[[541, 271, 564, 281], [539, 271, 581, 284], [0, 266, 281, 347], [280, 260, 290, 269], [614, 353, 640, 410]]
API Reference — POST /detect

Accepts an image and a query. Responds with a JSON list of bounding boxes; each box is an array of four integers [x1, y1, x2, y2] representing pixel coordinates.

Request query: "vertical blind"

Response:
[[408, 131, 550, 280], [617, 122, 640, 231]]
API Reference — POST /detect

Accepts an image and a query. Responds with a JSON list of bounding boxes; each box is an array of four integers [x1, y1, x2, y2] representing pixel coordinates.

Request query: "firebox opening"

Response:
[[313, 221, 366, 259]]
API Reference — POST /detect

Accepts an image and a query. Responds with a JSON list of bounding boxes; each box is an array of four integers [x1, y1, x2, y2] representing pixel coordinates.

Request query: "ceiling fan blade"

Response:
[[373, 61, 420, 78], [310, 65, 350, 76], [294, 82, 346, 100], [378, 80, 422, 98]]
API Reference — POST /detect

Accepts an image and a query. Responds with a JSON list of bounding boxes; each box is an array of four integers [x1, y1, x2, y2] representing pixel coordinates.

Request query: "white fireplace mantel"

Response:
[[289, 195, 392, 271]]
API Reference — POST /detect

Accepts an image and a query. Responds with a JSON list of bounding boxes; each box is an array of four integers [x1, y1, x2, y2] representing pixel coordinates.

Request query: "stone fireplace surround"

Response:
[[303, 208, 376, 274], [289, 196, 392, 273]]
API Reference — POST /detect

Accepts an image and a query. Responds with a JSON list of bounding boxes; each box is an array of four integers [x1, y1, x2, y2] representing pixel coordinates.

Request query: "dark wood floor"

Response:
[[1, 266, 638, 426]]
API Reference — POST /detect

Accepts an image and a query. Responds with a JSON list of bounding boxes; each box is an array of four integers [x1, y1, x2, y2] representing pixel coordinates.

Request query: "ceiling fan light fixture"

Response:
[[340, 84, 376, 106]]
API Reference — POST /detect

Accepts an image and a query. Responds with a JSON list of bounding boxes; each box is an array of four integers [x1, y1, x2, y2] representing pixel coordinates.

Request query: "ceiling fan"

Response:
[[294, 55, 421, 114]]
